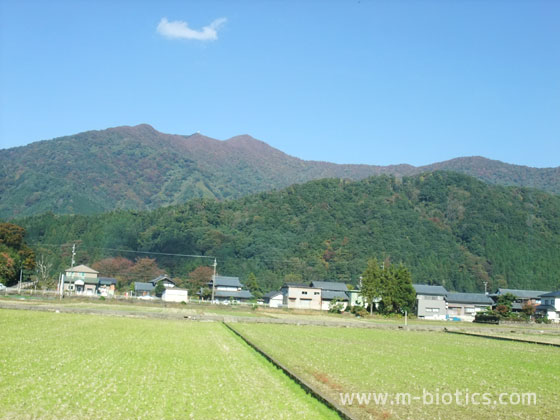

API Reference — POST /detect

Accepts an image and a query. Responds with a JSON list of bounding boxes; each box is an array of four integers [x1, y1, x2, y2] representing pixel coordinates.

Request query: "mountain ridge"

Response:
[[1, 124, 558, 218]]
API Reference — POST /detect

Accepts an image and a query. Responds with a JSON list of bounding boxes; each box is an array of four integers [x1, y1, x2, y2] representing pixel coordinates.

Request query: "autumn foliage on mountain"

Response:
[[1, 124, 558, 219], [17, 172, 560, 293]]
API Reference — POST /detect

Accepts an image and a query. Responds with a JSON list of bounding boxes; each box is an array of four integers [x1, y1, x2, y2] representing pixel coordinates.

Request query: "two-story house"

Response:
[[413, 284, 448, 320], [64, 265, 99, 295], [536, 291, 560, 323], [209, 275, 253, 303], [310, 281, 349, 311], [281, 283, 322, 310]]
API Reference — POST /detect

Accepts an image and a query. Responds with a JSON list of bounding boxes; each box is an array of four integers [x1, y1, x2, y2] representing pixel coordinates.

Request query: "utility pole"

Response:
[[211, 258, 217, 303], [18, 269, 22, 294], [58, 273, 63, 300], [483, 281, 488, 295], [71, 243, 76, 268]]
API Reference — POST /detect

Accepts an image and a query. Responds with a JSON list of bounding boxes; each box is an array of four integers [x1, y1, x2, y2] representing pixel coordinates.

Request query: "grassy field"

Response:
[[0, 310, 338, 419], [234, 323, 560, 420], [3, 295, 560, 333]]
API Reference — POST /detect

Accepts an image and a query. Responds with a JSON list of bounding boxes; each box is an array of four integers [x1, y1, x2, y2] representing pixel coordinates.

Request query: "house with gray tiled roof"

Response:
[[208, 275, 253, 303], [490, 288, 550, 311], [134, 274, 176, 297], [446, 292, 494, 321], [263, 291, 283, 308], [310, 281, 349, 311], [536, 291, 560, 323]]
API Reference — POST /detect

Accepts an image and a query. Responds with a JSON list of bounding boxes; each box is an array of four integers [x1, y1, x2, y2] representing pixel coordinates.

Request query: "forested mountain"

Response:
[[1, 124, 558, 218], [17, 172, 560, 293]]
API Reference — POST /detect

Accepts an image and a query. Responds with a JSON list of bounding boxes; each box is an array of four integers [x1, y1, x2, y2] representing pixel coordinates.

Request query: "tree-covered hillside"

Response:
[[1, 124, 558, 219], [15, 172, 560, 293]]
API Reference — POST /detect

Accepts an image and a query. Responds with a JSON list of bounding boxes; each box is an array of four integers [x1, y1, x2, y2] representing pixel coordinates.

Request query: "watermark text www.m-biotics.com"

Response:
[[339, 389, 537, 407]]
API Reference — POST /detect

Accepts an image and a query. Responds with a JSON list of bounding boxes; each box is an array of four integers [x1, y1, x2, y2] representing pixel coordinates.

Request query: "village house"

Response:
[[347, 289, 367, 308], [134, 274, 176, 297], [490, 288, 549, 312], [281, 283, 322, 310], [209, 275, 254, 303], [263, 291, 283, 308], [536, 291, 560, 323], [413, 284, 448, 320], [63, 265, 99, 295], [162, 288, 189, 303], [446, 292, 494, 321], [310, 281, 349, 311], [98, 277, 117, 296]]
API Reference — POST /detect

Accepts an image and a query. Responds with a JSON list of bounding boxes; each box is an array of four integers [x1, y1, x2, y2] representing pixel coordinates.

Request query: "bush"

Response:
[[536, 315, 551, 324], [99, 296, 106, 301], [350, 305, 369, 317], [328, 299, 345, 314], [474, 312, 500, 324]]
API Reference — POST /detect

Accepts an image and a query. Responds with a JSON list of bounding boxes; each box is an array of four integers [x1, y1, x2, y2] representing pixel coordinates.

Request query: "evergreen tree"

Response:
[[245, 273, 262, 299], [361, 258, 383, 314]]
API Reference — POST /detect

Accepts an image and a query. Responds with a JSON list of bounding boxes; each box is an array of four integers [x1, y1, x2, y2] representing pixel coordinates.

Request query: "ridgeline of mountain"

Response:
[[1, 124, 558, 218], [19, 172, 560, 293]]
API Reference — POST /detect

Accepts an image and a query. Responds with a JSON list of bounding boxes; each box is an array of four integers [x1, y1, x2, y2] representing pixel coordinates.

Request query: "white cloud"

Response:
[[157, 17, 227, 41]]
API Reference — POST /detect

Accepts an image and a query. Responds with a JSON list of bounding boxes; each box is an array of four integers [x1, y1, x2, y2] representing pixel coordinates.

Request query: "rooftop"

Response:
[[539, 290, 560, 298], [150, 274, 174, 285], [282, 282, 318, 289], [99, 277, 117, 285], [213, 276, 243, 288], [413, 284, 448, 296], [134, 282, 155, 292], [65, 264, 99, 274], [215, 290, 253, 300], [310, 281, 348, 292], [492, 288, 551, 299], [446, 292, 493, 305], [321, 290, 349, 301]]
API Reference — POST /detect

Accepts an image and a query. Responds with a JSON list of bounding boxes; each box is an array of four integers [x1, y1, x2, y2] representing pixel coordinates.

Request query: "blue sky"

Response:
[[1, 0, 558, 167]]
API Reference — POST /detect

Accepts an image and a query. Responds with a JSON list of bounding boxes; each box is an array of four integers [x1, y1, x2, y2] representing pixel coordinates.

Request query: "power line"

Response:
[[29, 242, 344, 268], [29, 243, 214, 260]]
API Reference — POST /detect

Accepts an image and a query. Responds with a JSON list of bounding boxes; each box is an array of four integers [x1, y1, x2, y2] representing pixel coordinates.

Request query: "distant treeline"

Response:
[[13, 172, 560, 293]]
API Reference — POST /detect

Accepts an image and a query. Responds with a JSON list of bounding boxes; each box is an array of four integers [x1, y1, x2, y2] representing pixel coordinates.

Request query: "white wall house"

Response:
[[263, 291, 283, 308], [537, 291, 560, 323], [162, 288, 189, 303]]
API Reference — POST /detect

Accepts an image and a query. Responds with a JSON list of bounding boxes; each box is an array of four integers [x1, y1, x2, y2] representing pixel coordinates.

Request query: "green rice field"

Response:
[[234, 323, 560, 420], [0, 310, 338, 420]]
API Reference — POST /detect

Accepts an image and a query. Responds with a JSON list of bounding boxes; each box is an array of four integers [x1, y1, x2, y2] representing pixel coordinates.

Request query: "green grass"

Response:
[[0, 310, 339, 419], [234, 323, 560, 420]]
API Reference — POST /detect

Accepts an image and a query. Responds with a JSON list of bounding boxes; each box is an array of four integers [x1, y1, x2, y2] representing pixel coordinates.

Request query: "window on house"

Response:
[[314, 291, 320, 295], [302, 291, 308, 295]]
